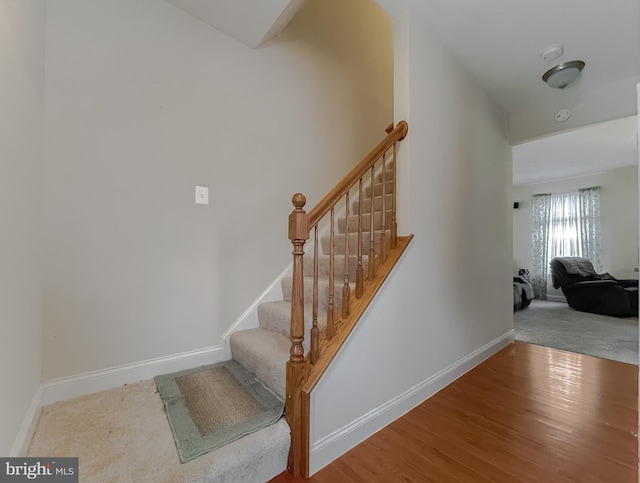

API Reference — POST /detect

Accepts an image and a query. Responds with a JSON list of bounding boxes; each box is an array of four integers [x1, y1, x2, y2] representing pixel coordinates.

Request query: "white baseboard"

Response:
[[10, 385, 43, 457], [41, 344, 227, 406], [309, 329, 515, 475]]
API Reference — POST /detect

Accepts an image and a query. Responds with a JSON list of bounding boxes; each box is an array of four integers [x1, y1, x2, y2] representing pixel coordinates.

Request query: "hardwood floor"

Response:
[[271, 342, 638, 482]]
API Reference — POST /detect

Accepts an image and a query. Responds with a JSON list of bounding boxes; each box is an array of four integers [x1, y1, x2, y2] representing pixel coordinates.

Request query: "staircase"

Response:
[[226, 168, 393, 478], [232, 169, 395, 376], [193, 121, 410, 481]]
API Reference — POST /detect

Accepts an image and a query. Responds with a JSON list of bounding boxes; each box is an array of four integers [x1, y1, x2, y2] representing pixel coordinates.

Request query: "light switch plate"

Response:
[[195, 186, 209, 205]]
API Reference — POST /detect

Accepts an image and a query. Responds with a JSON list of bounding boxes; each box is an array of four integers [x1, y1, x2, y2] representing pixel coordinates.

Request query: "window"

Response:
[[547, 192, 582, 261], [530, 187, 601, 299]]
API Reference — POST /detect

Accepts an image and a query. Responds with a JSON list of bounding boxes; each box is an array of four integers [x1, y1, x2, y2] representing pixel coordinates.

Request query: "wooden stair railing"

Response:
[[286, 121, 410, 478]]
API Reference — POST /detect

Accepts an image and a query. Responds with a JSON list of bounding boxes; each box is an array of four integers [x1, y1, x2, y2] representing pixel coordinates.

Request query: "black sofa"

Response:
[[513, 276, 533, 311], [549, 257, 638, 317]]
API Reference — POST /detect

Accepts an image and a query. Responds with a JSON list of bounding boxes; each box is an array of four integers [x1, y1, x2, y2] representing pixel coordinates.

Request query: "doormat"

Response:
[[154, 360, 284, 463]]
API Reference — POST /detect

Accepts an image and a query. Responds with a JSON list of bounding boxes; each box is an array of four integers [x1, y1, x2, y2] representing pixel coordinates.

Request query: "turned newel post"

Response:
[[287, 193, 311, 477], [288, 193, 309, 363]]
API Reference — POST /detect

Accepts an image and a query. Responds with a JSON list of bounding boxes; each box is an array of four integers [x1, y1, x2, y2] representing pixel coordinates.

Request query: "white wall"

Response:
[[508, 78, 639, 144], [513, 166, 639, 298], [0, 0, 45, 454], [42, 0, 393, 380], [309, 9, 513, 474]]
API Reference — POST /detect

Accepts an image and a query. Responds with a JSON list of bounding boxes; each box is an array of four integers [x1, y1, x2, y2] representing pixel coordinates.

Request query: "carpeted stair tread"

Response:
[[258, 300, 327, 352], [353, 194, 393, 213], [303, 253, 369, 280], [365, 180, 394, 198], [230, 328, 289, 400], [281, 276, 355, 312], [375, 168, 394, 184], [338, 210, 392, 234], [184, 417, 290, 483], [322, 229, 390, 255]]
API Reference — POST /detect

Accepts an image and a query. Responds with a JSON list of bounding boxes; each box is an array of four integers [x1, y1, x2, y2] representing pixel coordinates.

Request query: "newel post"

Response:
[[288, 193, 309, 363], [286, 193, 310, 477]]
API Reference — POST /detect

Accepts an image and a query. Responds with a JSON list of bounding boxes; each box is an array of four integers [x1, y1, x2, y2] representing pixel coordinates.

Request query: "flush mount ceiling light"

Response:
[[542, 60, 585, 89]]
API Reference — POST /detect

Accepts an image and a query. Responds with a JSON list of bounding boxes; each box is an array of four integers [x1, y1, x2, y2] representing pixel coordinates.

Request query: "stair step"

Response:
[[199, 419, 289, 482], [321, 229, 390, 255], [258, 300, 327, 352], [338, 210, 392, 234], [184, 419, 289, 482], [353, 194, 393, 214], [365, 180, 393, 198], [282, 276, 355, 313], [303, 254, 369, 280], [230, 328, 289, 400], [375, 168, 394, 184]]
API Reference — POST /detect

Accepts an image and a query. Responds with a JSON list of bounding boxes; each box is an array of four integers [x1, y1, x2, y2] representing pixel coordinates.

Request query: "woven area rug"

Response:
[[514, 300, 638, 365], [155, 360, 284, 463]]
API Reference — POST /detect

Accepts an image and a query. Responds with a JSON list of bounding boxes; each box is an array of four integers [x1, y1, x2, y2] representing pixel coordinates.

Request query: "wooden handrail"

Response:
[[308, 121, 408, 228], [385, 122, 394, 134]]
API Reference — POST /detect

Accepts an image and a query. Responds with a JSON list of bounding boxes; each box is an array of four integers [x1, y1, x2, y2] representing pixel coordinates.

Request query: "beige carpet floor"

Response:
[[514, 300, 638, 365], [27, 379, 290, 482]]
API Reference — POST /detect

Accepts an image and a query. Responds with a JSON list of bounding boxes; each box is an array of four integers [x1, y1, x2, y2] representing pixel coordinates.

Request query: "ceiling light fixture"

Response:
[[542, 60, 585, 89]]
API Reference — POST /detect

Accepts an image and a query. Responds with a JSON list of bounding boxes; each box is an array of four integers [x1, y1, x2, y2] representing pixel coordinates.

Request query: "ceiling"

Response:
[[512, 116, 638, 185], [163, 0, 306, 48], [376, 0, 640, 144]]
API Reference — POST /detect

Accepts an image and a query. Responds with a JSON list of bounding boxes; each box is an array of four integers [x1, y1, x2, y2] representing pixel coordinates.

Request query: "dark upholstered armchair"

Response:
[[549, 257, 638, 317]]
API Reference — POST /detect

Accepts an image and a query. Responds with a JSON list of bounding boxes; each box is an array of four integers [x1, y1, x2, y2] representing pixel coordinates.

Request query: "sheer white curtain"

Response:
[[531, 194, 551, 299], [578, 187, 602, 271], [547, 192, 581, 260]]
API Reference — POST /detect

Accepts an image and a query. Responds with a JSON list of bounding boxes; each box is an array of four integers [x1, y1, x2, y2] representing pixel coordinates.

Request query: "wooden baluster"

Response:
[[390, 120, 408, 251], [368, 165, 376, 280], [342, 191, 351, 318], [380, 152, 388, 264], [356, 178, 364, 298], [310, 225, 319, 365], [327, 207, 335, 340], [286, 193, 310, 478], [391, 142, 398, 249]]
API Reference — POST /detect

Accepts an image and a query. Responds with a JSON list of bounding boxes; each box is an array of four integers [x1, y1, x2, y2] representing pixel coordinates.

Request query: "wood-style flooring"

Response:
[[271, 342, 638, 482]]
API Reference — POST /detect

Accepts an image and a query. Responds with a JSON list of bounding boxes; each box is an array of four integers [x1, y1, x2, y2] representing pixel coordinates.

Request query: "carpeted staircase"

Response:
[[221, 163, 395, 480], [27, 162, 398, 483]]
